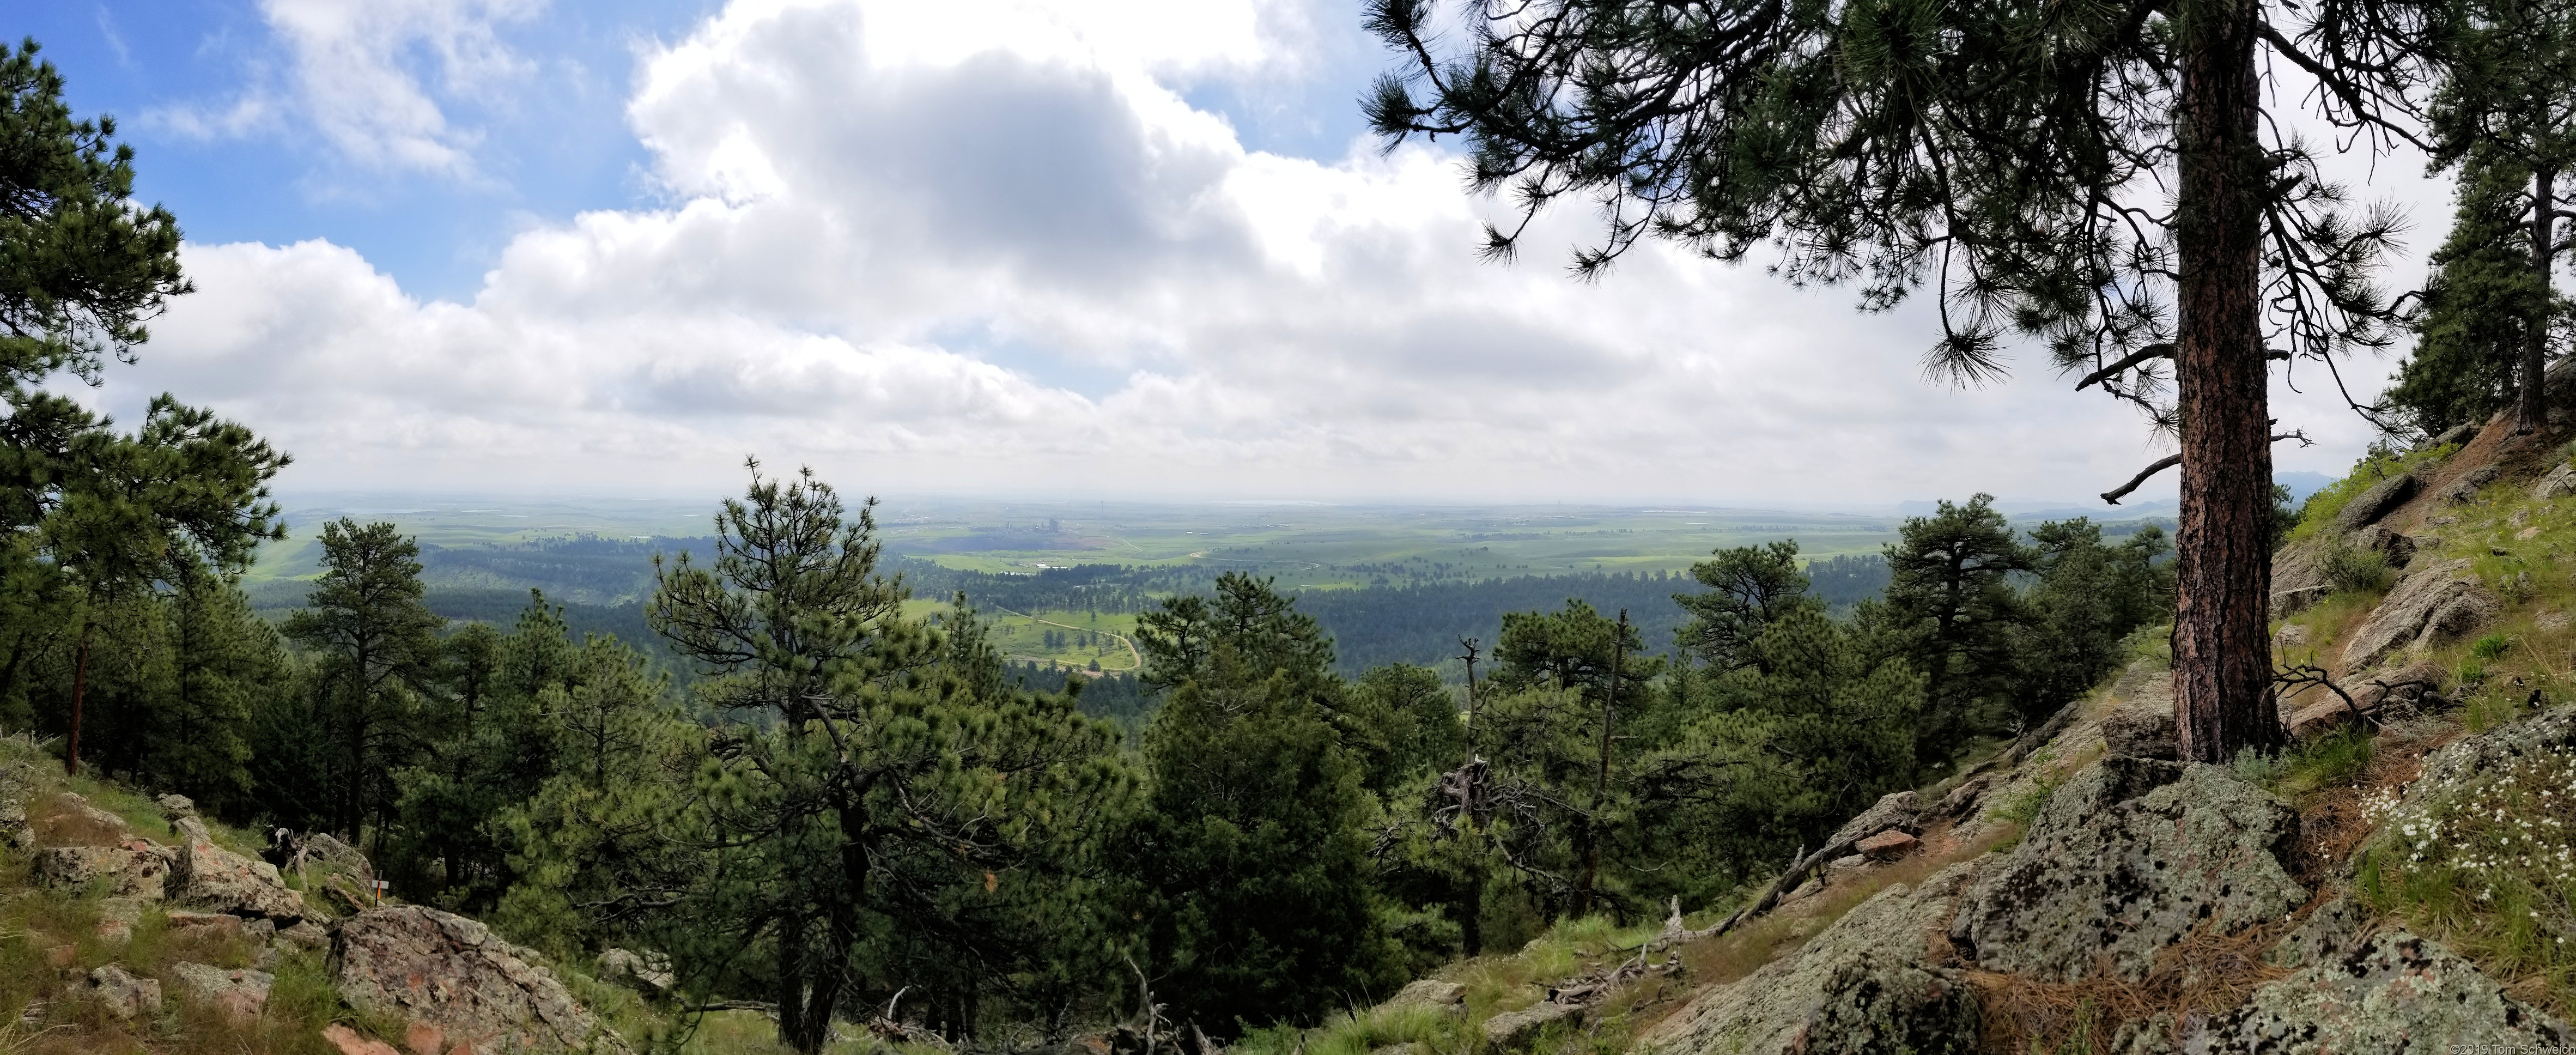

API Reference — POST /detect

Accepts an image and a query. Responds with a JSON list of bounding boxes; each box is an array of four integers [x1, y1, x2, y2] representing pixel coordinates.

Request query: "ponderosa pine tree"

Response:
[[1366, 0, 2443, 762], [1121, 572, 1408, 1034], [2389, 162, 2551, 434], [1674, 539, 1821, 672], [2426, 0, 2576, 434], [649, 465, 1125, 1053], [1, 40, 287, 774], [1870, 496, 2030, 763], [283, 519, 445, 842]]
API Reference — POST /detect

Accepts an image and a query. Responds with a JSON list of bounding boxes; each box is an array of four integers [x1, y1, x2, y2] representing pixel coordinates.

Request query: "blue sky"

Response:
[[22, 1, 1383, 301], [23, 1, 2444, 504]]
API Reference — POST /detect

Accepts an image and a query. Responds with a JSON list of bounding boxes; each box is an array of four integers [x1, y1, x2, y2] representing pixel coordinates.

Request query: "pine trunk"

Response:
[[2525, 166, 2560, 434], [2171, 0, 2284, 764]]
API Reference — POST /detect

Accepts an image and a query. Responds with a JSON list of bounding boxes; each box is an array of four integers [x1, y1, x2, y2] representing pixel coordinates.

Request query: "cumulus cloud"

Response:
[[151, 0, 543, 177], [110, 0, 2423, 504]]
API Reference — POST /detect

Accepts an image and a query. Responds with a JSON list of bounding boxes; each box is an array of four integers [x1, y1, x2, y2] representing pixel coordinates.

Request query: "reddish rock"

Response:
[[331, 906, 629, 1054], [1856, 830, 1919, 861], [325, 1024, 403, 1055], [168, 818, 310, 922]]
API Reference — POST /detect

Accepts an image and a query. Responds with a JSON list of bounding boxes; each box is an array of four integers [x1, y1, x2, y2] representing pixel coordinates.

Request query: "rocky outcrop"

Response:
[[1856, 830, 1918, 860], [1825, 790, 1919, 847], [332, 906, 630, 1054], [35, 844, 171, 900], [1380, 978, 1464, 1012], [2188, 931, 2567, 1050], [2440, 463, 2502, 505], [2271, 537, 2334, 616], [1949, 760, 2305, 983], [1482, 1002, 1581, 1049], [2100, 705, 2178, 760], [2532, 461, 2576, 501], [89, 965, 161, 1021], [168, 817, 311, 922], [2352, 523, 2417, 569], [0, 761, 40, 850], [2340, 559, 2498, 671], [2335, 471, 2422, 532], [2412, 701, 2576, 795], [171, 961, 272, 1020], [598, 948, 674, 998], [1638, 861, 1985, 1055]]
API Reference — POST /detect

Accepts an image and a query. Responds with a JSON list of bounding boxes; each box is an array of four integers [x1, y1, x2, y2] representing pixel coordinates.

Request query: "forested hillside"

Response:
[[8, 0, 2576, 1049]]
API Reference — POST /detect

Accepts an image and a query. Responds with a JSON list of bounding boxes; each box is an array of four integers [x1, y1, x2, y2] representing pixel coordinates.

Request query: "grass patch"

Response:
[[2356, 741, 2576, 1018], [2290, 441, 2458, 543], [1985, 760, 2067, 851]]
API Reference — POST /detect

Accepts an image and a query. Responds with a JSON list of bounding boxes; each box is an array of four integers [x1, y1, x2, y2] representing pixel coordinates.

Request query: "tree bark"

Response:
[[65, 630, 88, 777], [2171, 0, 2285, 763], [2524, 165, 2560, 434]]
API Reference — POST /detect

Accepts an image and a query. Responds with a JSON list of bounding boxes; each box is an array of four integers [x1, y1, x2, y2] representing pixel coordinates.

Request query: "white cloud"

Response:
[[152, 0, 543, 177], [113, 0, 2434, 505]]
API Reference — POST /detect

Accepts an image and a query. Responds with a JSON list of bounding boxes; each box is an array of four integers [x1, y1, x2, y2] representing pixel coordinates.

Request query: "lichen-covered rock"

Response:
[[1380, 978, 1464, 1011], [2336, 471, 2422, 532], [167, 909, 246, 939], [2412, 702, 2576, 799], [34, 844, 170, 899], [171, 961, 273, 1020], [2341, 559, 2498, 671], [169, 817, 310, 922], [2271, 537, 2335, 616], [2266, 895, 2372, 971], [2189, 931, 2567, 1051], [1638, 861, 1985, 1055], [1949, 760, 2305, 983], [279, 919, 329, 951], [1826, 790, 1920, 847], [89, 965, 161, 1020], [332, 906, 630, 1054], [2100, 705, 2178, 760], [0, 761, 40, 850], [1482, 1001, 1580, 1049]]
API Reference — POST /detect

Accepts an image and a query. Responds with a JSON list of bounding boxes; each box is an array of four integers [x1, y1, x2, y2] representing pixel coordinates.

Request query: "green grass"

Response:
[[2356, 735, 2576, 1019], [2289, 441, 2459, 543], [1986, 754, 2068, 850]]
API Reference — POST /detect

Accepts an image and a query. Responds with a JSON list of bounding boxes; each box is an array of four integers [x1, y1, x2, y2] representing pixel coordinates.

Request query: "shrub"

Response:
[[2323, 544, 2392, 595]]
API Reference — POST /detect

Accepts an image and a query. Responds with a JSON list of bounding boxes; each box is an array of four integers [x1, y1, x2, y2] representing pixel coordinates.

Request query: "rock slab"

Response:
[[2190, 931, 2567, 1051], [35, 844, 171, 900], [169, 817, 310, 921], [2336, 471, 2421, 531], [1950, 760, 2305, 983], [2341, 559, 2498, 671], [332, 906, 629, 1054], [1638, 861, 1985, 1055], [1825, 790, 1920, 847], [90, 964, 161, 1021], [1381, 978, 1465, 1011], [171, 961, 272, 1020]]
